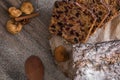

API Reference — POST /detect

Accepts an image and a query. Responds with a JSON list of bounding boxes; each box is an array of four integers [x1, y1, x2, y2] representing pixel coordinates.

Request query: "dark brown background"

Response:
[[0, 0, 69, 80]]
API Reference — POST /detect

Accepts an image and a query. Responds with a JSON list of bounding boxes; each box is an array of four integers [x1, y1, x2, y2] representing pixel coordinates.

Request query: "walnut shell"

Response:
[[8, 7, 22, 18], [21, 2, 34, 14], [6, 19, 23, 34]]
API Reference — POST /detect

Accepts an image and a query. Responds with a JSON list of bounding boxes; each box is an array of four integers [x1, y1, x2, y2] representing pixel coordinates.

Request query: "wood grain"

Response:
[[0, 0, 70, 80]]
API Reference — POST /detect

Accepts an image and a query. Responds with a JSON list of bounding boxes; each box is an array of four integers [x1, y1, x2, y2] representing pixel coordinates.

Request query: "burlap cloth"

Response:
[[0, 0, 70, 80]]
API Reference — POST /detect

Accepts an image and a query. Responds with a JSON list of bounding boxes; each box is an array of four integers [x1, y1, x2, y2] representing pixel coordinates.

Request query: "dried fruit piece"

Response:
[[54, 45, 69, 62], [6, 19, 23, 34], [49, 1, 96, 43], [25, 55, 44, 80], [21, 2, 34, 14], [8, 7, 22, 18]]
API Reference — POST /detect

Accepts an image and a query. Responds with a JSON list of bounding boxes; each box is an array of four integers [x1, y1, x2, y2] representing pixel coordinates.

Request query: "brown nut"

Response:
[[8, 7, 22, 18], [6, 19, 23, 34], [25, 55, 44, 80], [54, 45, 69, 62], [21, 2, 34, 14]]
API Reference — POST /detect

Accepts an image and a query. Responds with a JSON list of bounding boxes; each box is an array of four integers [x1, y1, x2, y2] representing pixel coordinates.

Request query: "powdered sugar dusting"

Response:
[[75, 66, 105, 80], [73, 40, 120, 80]]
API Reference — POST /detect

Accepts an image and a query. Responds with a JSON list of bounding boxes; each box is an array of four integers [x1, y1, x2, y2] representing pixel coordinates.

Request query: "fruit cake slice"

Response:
[[70, 0, 110, 34], [49, 1, 96, 44]]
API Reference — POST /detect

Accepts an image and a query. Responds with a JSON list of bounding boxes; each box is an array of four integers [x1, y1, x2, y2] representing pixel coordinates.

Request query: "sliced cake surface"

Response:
[[70, 0, 110, 34], [49, 1, 96, 44], [70, 0, 120, 34], [49, 0, 120, 43], [103, 0, 120, 24]]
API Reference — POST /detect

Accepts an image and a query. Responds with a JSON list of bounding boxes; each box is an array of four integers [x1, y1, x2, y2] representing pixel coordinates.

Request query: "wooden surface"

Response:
[[0, 0, 69, 80]]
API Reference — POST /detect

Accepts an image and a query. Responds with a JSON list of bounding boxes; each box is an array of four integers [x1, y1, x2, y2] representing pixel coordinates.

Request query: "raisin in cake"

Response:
[[49, 1, 96, 44]]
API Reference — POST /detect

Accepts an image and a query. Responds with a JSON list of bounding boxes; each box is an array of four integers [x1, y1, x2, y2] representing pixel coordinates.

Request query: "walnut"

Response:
[[54, 45, 69, 62], [21, 2, 34, 14], [6, 19, 23, 34], [8, 7, 22, 18]]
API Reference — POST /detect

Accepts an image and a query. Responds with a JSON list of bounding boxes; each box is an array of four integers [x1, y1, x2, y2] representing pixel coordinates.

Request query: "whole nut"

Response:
[[8, 7, 22, 18], [21, 2, 34, 14], [54, 45, 69, 62], [6, 19, 23, 34], [25, 55, 44, 80]]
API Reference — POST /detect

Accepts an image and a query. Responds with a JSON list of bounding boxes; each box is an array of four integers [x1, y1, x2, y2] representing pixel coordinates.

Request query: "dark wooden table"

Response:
[[0, 0, 69, 80]]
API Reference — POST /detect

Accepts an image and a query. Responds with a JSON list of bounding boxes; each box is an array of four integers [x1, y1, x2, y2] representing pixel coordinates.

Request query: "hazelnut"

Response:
[[21, 2, 34, 14], [25, 55, 44, 80], [6, 19, 23, 34], [8, 7, 22, 18], [54, 45, 69, 62]]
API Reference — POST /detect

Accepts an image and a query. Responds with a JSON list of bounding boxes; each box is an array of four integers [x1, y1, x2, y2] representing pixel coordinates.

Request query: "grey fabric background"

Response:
[[0, 0, 70, 80]]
